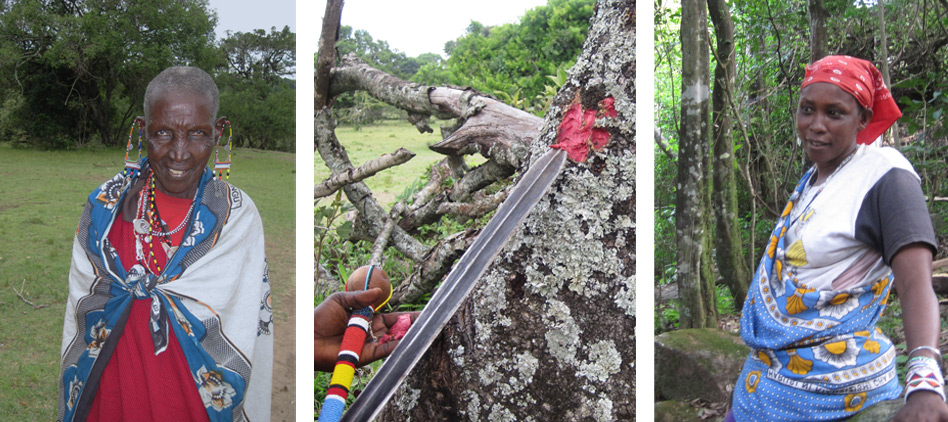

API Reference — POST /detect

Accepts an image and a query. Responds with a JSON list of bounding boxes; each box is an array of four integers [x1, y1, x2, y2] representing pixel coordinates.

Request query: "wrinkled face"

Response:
[[796, 83, 872, 175], [145, 90, 223, 198]]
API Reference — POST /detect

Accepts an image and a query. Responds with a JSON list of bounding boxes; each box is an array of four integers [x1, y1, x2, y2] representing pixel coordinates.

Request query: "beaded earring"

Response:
[[214, 120, 232, 180], [123, 119, 144, 177]]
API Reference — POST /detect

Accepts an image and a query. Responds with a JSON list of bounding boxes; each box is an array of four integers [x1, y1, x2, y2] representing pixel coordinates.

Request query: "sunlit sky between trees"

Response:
[[315, 0, 548, 57]]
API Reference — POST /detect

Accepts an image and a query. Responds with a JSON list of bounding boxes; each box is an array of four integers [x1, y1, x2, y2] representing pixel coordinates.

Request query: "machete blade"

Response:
[[340, 148, 567, 421]]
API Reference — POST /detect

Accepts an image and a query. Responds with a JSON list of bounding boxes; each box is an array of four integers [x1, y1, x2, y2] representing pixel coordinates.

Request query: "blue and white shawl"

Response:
[[733, 147, 924, 421], [58, 161, 272, 421]]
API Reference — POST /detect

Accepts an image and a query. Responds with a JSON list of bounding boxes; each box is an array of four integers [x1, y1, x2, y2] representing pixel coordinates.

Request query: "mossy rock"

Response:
[[655, 328, 750, 403], [848, 399, 901, 421], [654, 400, 704, 422]]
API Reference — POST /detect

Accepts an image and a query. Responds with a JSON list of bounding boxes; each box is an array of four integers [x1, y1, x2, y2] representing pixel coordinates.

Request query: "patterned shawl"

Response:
[[732, 147, 922, 421], [58, 161, 272, 421]]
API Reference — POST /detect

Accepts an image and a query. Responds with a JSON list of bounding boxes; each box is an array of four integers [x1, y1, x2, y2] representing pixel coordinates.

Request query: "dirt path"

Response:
[[271, 290, 296, 421], [267, 227, 297, 421]]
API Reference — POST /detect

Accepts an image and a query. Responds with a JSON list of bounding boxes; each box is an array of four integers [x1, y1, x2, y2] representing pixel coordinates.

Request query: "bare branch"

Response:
[[314, 148, 416, 199], [390, 229, 478, 305], [370, 203, 405, 266], [13, 280, 48, 310], [315, 109, 428, 262], [437, 189, 509, 220], [654, 127, 677, 160]]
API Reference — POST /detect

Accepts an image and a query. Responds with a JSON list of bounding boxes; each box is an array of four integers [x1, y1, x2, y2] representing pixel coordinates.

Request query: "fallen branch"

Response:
[[437, 189, 508, 220], [371, 203, 405, 266], [14, 279, 49, 310], [390, 229, 478, 305], [314, 148, 416, 199]]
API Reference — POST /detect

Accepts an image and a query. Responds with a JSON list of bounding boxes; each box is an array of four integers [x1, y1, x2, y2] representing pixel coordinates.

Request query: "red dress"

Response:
[[88, 189, 209, 422]]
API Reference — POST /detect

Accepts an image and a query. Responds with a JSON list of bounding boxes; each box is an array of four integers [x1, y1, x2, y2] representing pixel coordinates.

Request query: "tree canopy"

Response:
[[0, 0, 295, 151]]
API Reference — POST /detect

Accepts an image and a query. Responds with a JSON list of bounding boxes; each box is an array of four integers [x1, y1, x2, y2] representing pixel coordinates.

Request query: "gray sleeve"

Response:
[[854, 168, 937, 265]]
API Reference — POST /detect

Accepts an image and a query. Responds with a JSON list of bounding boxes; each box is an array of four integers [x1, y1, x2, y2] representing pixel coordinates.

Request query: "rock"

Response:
[[655, 328, 750, 403], [654, 400, 703, 422], [849, 399, 901, 421]]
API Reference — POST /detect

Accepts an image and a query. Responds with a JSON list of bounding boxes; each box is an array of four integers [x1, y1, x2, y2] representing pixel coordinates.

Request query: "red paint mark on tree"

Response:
[[379, 313, 412, 344], [551, 96, 617, 162]]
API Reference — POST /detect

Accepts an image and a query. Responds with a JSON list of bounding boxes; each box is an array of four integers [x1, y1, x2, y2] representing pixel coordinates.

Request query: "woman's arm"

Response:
[[890, 243, 948, 422]]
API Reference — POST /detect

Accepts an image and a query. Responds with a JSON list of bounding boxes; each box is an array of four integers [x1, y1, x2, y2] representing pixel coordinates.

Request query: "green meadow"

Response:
[[0, 145, 295, 420], [316, 120, 482, 207]]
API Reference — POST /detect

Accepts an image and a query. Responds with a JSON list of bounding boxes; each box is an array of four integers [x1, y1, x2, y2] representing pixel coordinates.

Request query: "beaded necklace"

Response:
[[132, 170, 198, 273]]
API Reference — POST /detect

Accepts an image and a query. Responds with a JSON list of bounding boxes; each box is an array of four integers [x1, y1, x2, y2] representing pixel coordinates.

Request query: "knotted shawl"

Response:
[[58, 161, 272, 421], [732, 146, 929, 421]]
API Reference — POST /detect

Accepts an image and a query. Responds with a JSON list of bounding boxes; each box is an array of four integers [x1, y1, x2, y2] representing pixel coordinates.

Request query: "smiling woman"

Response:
[[57, 67, 272, 422]]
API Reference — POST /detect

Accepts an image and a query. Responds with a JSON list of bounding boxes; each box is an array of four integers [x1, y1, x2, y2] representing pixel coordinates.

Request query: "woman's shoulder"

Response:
[[855, 145, 919, 179], [203, 179, 262, 218]]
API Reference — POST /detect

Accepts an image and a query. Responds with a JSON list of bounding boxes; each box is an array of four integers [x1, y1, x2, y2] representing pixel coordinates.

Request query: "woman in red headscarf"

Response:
[[726, 56, 948, 421]]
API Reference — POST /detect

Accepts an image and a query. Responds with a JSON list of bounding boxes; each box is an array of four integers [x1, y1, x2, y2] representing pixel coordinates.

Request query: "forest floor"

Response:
[[0, 146, 295, 421]]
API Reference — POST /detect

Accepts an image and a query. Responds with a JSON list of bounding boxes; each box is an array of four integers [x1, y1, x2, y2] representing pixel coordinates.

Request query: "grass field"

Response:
[[316, 120, 481, 207], [0, 144, 295, 421]]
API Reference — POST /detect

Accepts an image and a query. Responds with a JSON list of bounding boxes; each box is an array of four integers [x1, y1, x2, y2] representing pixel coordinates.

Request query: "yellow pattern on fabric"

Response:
[[788, 349, 813, 375], [786, 239, 807, 267], [844, 392, 867, 412]]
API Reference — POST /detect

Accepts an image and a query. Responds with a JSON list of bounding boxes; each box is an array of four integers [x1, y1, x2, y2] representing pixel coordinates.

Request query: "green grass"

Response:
[[316, 120, 482, 206], [0, 144, 294, 421]]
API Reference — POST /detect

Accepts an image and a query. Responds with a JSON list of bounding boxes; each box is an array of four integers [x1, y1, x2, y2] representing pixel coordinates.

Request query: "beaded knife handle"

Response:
[[318, 265, 391, 422]]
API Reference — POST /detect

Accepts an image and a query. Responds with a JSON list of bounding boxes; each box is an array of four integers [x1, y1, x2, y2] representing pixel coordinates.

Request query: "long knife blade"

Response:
[[340, 148, 567, 421]]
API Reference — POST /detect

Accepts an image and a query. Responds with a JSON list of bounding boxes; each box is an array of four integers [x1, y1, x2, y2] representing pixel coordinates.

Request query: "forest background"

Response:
[[0, 0, 297, 420], [0, 0, 296, 151], [653, 0, 948, 361]]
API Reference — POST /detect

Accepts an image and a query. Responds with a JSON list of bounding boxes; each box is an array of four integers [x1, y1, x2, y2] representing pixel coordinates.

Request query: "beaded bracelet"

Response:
[[905, 357, 946, 402]]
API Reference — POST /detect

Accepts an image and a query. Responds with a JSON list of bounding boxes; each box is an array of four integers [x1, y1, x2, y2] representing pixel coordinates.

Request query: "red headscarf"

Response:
[[801, 55, 902, 144]]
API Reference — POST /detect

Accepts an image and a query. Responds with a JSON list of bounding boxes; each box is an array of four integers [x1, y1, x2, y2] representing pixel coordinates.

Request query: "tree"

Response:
[[677, 0, 717, 328], [315, 0, 634, 419], [218, 26, 296, 151], [0, 0, 219, 147], [708, 0, 750, 308]]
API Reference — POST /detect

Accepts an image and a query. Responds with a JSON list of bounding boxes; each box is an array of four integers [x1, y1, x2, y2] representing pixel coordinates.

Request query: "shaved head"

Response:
[[143, 66, 219, 119]]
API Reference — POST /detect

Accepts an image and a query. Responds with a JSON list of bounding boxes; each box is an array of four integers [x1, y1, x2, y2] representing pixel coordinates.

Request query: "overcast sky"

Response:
[[313, 0, 548, 57], [206, 0, 296, 41]]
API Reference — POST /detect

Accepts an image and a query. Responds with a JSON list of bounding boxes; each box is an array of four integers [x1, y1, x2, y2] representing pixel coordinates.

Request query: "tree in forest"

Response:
[[676, 0, 717, 328], [0, 0, 219, 147], [315, 0, 634, 419], [218, 26, 296, 151], [708, 0, 750, 309]]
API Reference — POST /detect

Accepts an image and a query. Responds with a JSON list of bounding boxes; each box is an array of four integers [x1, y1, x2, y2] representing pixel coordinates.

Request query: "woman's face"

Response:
[[145, 90, 224, 198], [796, 82, 872, 174]]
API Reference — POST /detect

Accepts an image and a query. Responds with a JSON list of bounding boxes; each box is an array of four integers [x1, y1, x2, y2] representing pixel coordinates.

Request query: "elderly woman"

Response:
[[728, 56, 948, 421], [57, 67, 271, 421]]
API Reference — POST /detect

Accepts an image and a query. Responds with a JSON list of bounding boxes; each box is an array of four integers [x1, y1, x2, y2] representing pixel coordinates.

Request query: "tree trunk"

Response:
[[876, 0, 900, 149], [677, 0, 717, 328], [808, 0, 829, 61], [708, 0, 750, 308], [378, 1, 635, 419]]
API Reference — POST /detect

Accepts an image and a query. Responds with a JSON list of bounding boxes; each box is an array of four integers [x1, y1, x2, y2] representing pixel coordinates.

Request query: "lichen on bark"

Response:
[[377, 1, 635, 420]]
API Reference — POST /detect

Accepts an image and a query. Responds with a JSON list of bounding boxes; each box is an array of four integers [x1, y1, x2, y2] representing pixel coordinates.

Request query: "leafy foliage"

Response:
[[218, 26, 296, 151], [0, 1, 295, 151], [656, 0, 948, 333]]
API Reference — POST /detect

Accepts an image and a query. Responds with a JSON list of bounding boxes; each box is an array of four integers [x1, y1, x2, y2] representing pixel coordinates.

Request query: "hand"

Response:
[[314, 288, 419, 372], [892, 390, 948, 422]]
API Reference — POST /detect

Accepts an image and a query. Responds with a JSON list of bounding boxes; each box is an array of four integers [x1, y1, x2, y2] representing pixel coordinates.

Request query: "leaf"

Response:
[[336, 221, 353, 240]]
